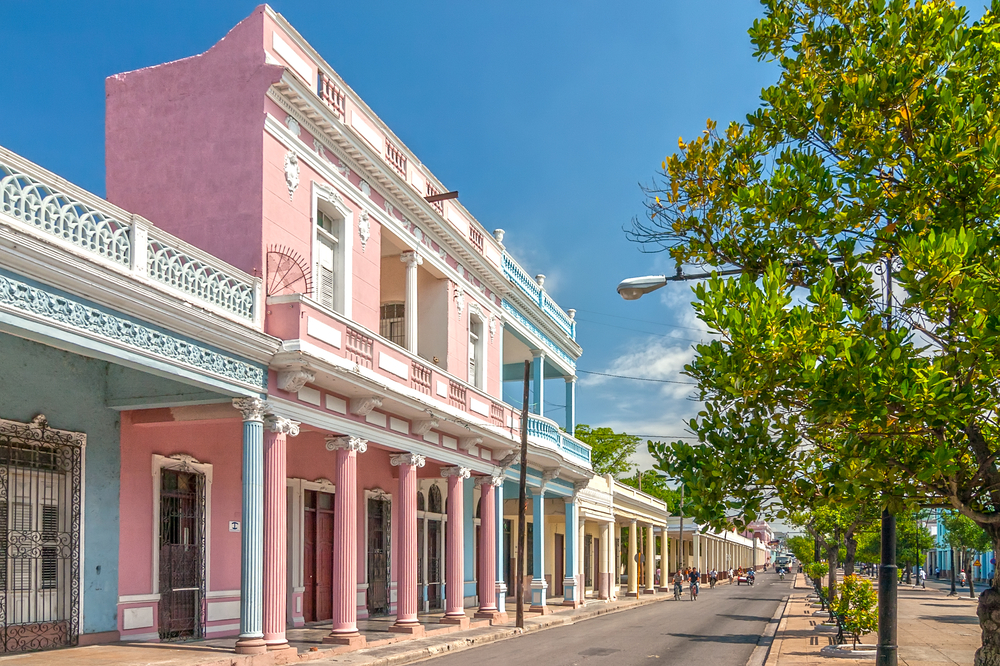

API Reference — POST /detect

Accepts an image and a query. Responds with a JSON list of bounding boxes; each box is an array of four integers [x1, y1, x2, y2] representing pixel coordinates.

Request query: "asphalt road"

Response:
[[427, 572, 789, 666]]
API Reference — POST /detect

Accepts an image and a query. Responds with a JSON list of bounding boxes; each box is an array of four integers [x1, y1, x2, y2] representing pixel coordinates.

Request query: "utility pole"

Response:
[[677, 483, 684, 573], [515, 361, 529, 629], [950, 547, 958, 596]]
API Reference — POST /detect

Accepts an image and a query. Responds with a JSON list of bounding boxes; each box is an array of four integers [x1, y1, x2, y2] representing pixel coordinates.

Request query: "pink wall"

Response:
[[105, 7, 282, 276], [118, 411, 244, 598]]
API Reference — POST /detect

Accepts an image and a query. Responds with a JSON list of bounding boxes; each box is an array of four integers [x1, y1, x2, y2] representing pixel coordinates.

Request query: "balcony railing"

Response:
[[425, 183, 444, 214], [385, 139, 407, 177], [502, 253, 575, 339], [525, 413, 591, 465], [318, 72, 346, 118], [469, 227, 484, 254], [0, 150, 258, 324]]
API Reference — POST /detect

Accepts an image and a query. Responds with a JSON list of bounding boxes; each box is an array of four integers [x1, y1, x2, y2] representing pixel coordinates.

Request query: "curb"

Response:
[[748, 592, 790, 666], [307, 591, 679, 665]]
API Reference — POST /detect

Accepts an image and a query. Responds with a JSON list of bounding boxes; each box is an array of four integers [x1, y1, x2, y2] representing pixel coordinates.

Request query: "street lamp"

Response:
[[616, 275, 668, 300]]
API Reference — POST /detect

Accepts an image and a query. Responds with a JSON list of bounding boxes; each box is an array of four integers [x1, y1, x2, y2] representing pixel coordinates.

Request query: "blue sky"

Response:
[[1, 0, 778, 471]]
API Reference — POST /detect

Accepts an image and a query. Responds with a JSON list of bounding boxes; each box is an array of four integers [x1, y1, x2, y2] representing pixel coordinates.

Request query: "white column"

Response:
[[531, 350, 545, 416], [400, 251, 423, 354], [564, 376, 576, 433], [599, 521, 611, 599], [693, 533, 701, 574]]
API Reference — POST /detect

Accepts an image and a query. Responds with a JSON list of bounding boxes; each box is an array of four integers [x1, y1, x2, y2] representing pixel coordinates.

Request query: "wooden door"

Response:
[[303, 490, 334, 623], [554, 533, 564, 596]]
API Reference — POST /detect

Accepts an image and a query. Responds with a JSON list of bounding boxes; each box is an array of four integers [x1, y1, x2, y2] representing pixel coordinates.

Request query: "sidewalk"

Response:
[[0, 589, 680, 666], [766, 573, 980, 665]]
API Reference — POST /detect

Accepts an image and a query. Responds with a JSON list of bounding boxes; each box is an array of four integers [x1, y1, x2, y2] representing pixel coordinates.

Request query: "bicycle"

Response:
[[690, 582, 699, 601], [673, 582, 683, 601]]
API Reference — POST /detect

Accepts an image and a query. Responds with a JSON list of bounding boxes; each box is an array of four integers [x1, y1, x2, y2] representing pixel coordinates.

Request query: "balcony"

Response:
[[525, 413, 592, 467], [0, 148, 260, 325], [502, 252, 575, 339], [318, 72, 346, 118], [266, 294, 514, 431]]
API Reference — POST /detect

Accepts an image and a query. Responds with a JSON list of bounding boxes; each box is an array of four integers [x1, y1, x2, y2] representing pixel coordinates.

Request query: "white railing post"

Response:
[[129, 215, 149, 278], [253, 277, 264, 329]]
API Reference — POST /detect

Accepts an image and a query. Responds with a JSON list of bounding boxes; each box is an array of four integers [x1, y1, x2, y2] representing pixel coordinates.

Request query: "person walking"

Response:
[[709, 568, 718, 589]]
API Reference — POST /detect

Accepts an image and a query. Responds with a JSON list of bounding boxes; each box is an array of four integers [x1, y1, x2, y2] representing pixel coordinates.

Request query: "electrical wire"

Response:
[[574, 317, 708, 344], [578, 369, 698, 386], [572, 307, 708, 333]]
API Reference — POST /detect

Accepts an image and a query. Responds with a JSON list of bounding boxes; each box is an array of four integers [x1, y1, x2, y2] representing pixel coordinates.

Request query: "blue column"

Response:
[[563, 497, 578, 605], [531, 351, 545, 416], [564, 376, 576, 433], [530, 486, 547, 609], [233, 397, 267, 654], [464, 474, 476, 600]]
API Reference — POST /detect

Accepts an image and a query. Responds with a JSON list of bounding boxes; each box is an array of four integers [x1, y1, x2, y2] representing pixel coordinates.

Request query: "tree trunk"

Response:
[[975, 535, 1000, 666], [827, 544, 839, 601], [844, 530, 857, 577]]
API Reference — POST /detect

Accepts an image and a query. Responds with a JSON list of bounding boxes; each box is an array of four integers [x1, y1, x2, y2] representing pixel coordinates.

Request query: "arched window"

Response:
[[429, 485, 443, 514], [417, 491, 425, 512]]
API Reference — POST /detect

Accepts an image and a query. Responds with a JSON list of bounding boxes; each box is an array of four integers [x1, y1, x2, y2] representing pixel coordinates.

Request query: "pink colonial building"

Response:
[[104, 4, 591, 655]]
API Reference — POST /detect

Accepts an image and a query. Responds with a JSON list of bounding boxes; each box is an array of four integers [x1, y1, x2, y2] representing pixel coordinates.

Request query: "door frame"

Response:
[[363, 488, 392, 618], [287, 477, 336, 627], [151, 455, 212, 599]]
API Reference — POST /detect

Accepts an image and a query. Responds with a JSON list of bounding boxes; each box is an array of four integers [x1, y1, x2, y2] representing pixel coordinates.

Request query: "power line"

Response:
[[572, 307, 708, 333], [574, 317, 708, 344], [578, 369, 699, 386]]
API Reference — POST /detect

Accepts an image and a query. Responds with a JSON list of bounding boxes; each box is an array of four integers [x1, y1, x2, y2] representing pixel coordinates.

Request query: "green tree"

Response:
[[787, 535, 816, 566], [618, 469, 683, 513], [631, 2, 1000, 661], [574, 424, 639, 477], [942, 511, 992, 599]]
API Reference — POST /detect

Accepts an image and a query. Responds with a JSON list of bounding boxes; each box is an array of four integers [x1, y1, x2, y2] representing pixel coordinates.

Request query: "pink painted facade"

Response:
[[105, 3, 592, 649]]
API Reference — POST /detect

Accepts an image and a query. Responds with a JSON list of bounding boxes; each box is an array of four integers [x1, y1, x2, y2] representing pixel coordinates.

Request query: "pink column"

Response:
[[323, 436, 368, 647], [440, 466, 471, 627], [474, 476, 505, 622], [262, 416, 299, 651], [390, 453, 426, 634]]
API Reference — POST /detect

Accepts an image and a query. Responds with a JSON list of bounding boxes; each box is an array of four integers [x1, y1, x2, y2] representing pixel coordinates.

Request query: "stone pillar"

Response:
[[658, 526, 670, 591], [441, 466, 471, 626], [400, 250, 423, 354], [693, 533, 701, 576], [475, 475, 505, 622], [578, 514, 586, 600], [564, 376, 576, 433], [495, 476, 507, 615], [531, 350, 545, 416], [323, 436, 367, 647], [643, 525, 655, 593], [530, 487, 550, 612], [233, 398, 267, 655], [562, 497, 579, 607], [390, 453, 426, 634], [599, 521, 611, 599], [262, 415, 299, 652], [627, 519, 638, 597]]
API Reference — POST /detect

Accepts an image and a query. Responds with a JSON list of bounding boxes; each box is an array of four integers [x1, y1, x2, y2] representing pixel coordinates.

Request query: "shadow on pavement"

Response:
[[713, 613, 770, 622], [665, 632, 760, 644]]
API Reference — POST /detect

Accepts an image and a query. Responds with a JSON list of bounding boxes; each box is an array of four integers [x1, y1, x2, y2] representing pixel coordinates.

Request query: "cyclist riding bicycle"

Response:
[[688, 567, 700, 600], [673, 570, 684, 600]]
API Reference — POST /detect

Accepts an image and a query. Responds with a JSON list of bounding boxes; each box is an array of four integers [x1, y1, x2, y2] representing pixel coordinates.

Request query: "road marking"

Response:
[[746, 589, 790, 666]]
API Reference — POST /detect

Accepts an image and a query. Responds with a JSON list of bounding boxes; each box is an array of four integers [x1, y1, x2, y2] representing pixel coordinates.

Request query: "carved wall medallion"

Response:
[[358, 211, 371, 252], [385, 201, 394, 217], [284, 151, 300, 201], [313, 138, 326, 158], [489, 315, 497, 341], [454, 285, 465, 318], [359, 179, 371, 197], [285, 116, 301, 137], [337, 159, 351, 178]]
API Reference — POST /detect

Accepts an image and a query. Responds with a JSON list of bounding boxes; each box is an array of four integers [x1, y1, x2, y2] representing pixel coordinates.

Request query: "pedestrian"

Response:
[[960, 570, 967, 587], [655, 566, 661, 586], [709, 568, 717, 588]]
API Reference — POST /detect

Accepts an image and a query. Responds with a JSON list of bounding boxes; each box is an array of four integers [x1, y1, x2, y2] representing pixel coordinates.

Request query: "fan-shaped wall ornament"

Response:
[[266, 245, 313, 297]]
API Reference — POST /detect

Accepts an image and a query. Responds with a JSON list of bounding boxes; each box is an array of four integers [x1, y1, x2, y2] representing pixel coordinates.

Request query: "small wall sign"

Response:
[[229, 521, 241, 533]]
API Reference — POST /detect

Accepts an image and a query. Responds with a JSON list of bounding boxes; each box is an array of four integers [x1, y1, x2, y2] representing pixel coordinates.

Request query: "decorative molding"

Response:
[[313, 138, 325, 158], [400, 250, 423, 269], [336, 159, 350, 178], [359, 179, 371, 197], [284, 151, 300, 201], [458, 436, 482, 452], [572, 480, 589, 497], [264, 415, 300, 436], [325, 435, 368, 453], [314, 181, 343, 206], [385, 201, 394, 217], [358, 211, 371, 252], [468, 301, 482, 318], [233, 397, 269, 422], [0, 414, 86, 448], [496, 451, 519, 469], [285, 116, 301, 137], [475, 475, 504, 488], [454, 285, 465, 319], [489, 315, 497, 341], [0, 273, 265, 389], [390, 453, 426, 468], [349, 396, 382, 416], [276, 368, 315, 393], [411, 418, 438, 436], [440, 466, 471, 479], [493, 229, 505, 243], [539, 468, 560, 493]]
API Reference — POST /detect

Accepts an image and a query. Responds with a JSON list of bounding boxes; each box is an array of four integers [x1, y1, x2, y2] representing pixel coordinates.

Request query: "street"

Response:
[[424, 572, 788, 665]]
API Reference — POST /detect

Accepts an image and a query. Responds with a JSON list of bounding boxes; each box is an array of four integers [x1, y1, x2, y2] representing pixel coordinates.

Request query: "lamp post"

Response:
[[618, 257, 900, 666]]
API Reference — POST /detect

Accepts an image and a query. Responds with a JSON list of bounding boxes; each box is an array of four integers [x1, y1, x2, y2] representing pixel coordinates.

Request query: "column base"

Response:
[[643, 588, 657, 595], [528, 604, 555, 615], [389, 622, 425, 636], [322, 632, 367, 647], [562, 599, 583, 608], [625, 591, 640, 598], [474, 609, 507, 623], [234, 637, 267, 654], [657, 587, 671, 593], [439, 614, 470, 628]]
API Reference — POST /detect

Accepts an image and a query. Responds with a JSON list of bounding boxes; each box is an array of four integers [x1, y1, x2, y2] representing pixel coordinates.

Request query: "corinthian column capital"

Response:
[[265, 415, 300, 436], [233, 397, 269, 422], [400, 250, 423, 268], [390, 452, 426, 468], [325, 436, 368, 453]]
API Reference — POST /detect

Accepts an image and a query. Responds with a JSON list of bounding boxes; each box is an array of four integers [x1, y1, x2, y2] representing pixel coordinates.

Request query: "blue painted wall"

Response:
[[0, 333, 120, 635]]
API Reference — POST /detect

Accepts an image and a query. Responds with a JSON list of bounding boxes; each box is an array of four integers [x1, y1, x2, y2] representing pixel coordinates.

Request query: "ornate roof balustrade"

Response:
[[526, 413, 592, 466], [0, 149, 260, 326], [502, 252, 575, 339]]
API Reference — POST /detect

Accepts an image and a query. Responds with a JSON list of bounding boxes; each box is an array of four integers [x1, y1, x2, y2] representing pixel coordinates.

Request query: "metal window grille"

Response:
[[380, 303, 406, 347]]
